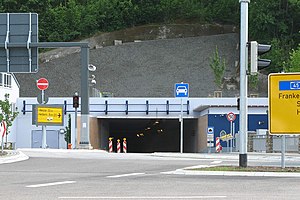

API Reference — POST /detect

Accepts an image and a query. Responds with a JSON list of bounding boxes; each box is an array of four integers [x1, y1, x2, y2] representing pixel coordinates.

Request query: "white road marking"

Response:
[[107, 172, 145, 178], [211, 160, 222, 164], [59, 196, 227, 199], [26, 181, 76, 188]]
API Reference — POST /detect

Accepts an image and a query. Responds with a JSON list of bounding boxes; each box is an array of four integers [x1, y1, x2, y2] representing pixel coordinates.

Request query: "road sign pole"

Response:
[[233, 122, 235, 148], [1, 138, 3, 153], [281, 135, 286, 168], [41, 90, 47, 149], [230, 121, 233, 153], [239, 0, 250, 167], [180, 98, 184, 153], [74, 107, 78, 149]]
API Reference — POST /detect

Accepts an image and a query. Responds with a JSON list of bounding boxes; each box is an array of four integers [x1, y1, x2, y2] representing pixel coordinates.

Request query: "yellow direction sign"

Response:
[[269, 73, 300, 134], [36, 105, 64, 126]]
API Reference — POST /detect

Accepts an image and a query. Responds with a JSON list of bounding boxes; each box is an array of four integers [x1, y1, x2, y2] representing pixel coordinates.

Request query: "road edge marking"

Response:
[[107, 173, 145, 178], [26, 181, 76, 188]]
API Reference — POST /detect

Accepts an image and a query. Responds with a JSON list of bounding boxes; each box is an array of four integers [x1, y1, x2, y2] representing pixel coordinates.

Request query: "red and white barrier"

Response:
[[108, 138, 113, 153], [0, 120, 7, 138], [123, 138, 127, 153], [117, 139, 121, 153], [216, 137, 222, 153]]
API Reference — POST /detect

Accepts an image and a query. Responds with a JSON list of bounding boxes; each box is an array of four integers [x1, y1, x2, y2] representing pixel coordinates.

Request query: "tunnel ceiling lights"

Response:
[[153, 120, 160, 125], [136, 133, 144, 137]]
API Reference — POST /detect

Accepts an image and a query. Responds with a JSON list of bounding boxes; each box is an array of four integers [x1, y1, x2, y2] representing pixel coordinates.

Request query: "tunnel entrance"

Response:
[[100, 118, 198, 153]]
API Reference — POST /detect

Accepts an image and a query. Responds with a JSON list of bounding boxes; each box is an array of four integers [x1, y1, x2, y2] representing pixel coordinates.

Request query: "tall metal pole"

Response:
[[239, 0, 249, 167], [180, 98, 184, 153], [79, 46, 91, 149]]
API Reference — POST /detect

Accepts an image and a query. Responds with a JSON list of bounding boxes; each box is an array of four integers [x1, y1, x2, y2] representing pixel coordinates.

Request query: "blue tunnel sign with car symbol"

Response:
[[175, 83, 189, 98]]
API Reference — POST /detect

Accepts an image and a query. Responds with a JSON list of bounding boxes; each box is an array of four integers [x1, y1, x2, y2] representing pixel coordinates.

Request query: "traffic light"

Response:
[[73, 94, 79, 108], [237, 97, 240, 110], [250, 41, 272, 75]]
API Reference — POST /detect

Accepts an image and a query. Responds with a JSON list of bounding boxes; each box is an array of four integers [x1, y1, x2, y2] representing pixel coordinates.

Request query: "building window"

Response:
[[2, 73, 12, 88], [0, 73, 2, 86]]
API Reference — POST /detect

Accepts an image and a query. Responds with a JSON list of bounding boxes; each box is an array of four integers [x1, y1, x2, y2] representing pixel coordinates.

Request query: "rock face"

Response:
[[15, 24, 267, 98]]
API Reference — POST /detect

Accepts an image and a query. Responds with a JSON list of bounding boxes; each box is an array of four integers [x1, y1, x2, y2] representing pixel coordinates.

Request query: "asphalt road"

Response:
[[0, 150, 300, 200]]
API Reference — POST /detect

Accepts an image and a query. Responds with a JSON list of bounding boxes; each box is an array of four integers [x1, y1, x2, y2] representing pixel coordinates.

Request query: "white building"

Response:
[[0, 73, 19, 102], [0, 72, 19, 146]]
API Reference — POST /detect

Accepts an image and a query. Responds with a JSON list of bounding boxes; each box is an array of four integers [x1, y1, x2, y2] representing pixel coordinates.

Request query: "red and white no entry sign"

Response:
[[226, 112, 236, 122], [37, 78, 49, 90]]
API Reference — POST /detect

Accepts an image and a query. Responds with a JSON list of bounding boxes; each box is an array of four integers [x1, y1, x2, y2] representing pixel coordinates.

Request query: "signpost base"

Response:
[[78, 143, 92, 150], [239, 154, 247, 168], [281, 135, 286, 168]]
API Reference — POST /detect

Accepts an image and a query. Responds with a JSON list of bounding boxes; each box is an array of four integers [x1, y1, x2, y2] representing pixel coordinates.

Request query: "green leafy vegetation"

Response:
[[0, 94, 18, 151], [64, 114, 71, 145], [284, 44, 300, 72], [210, 46, 226, 88], [0, 0, 299, 73], [0, 94, 18, 134]]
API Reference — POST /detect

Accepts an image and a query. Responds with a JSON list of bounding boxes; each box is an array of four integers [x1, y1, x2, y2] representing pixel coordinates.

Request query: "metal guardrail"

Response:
[[22, 100, 190, 116]]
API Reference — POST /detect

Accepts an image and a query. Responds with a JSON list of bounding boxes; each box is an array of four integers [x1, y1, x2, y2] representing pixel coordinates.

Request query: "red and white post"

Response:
[[123, 138, 127, 153], [117, 139, 121, 153], [108, 137, 113, 153], [216, 137, 222, 153], [1, 121, 7, 153]]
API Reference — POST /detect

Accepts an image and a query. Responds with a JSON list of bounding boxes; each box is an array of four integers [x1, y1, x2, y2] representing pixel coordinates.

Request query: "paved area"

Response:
[[1, 149, 300, 177]]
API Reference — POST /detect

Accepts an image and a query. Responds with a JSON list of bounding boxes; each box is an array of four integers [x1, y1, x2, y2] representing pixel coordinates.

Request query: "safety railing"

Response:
[[22, 99, 190, 115]]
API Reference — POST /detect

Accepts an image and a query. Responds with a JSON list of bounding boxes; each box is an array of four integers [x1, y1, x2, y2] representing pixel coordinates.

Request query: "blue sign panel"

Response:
[[279, 80, 300, 91], [0, 13, 39, 73], [175, 83, 189, 98]]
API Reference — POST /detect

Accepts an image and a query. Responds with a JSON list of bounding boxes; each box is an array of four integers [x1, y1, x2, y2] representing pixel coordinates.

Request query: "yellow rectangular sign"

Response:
[[269, 73, 300, 134], [37, 105, 64, 125]]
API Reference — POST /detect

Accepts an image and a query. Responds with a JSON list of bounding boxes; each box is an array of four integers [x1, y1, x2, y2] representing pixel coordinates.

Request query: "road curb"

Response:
[[162, 169, 300, 178], [0, 151, 29, 164]]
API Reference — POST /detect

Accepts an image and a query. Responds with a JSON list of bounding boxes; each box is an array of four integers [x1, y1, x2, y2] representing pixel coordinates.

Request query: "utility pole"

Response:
[[239, 0, 250, 167]]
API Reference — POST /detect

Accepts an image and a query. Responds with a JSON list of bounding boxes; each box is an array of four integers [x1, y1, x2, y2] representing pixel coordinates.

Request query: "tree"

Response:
[[284, 44, 300, 72], [0, 93, 18, 149], [210, 46, 226, 89], [64, 114, 71, 148]]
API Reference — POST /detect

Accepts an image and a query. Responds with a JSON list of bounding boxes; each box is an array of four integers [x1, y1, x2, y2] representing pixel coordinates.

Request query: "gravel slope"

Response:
[[15, 33, 267, 98]]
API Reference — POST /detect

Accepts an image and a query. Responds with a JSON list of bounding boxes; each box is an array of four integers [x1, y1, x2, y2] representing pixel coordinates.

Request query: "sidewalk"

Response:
[[154, 152, 300, 178], [162, 168, 300, 178], [152, 152, 300, 161]]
